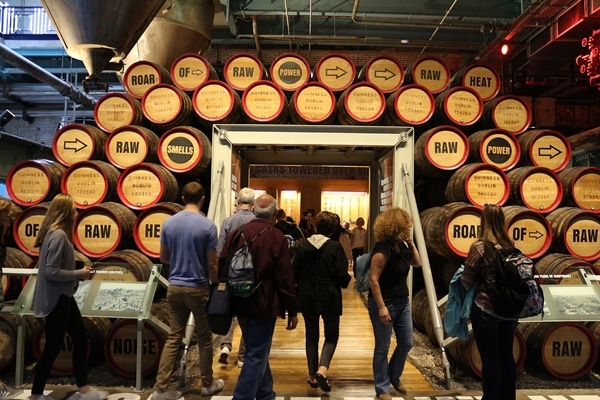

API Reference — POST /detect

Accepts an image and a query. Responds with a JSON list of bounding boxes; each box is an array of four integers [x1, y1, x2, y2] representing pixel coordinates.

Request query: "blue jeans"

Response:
[[233, 317, 276, 400], [368, 296, 413, 396], [471, 305, 518, 400]]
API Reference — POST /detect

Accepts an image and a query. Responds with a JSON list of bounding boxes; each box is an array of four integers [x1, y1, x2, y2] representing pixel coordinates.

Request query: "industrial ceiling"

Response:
[[1, 0, 600, 120]]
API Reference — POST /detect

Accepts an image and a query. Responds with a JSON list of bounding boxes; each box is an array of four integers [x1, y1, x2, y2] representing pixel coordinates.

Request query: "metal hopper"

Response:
[[39, 0, 169, 91]]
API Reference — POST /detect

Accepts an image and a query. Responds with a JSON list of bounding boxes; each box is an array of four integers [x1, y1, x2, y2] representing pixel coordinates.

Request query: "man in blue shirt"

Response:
[[151, 182, 224, 400]]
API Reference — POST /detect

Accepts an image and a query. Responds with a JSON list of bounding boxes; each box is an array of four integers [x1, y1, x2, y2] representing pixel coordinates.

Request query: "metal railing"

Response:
[[0, 6, 54, 36]]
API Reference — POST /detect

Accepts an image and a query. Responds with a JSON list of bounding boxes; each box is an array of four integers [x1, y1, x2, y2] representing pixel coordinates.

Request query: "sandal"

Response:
[[315, 373, 331, 392], [306, 377, 319, 388]]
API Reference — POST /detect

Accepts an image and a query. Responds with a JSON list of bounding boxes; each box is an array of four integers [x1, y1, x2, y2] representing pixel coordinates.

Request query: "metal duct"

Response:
[[0, 43, 96, 108]]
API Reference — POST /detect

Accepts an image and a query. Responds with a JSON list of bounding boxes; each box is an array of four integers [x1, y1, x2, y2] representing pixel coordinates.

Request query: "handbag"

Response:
[[206, 282, 232, 335]]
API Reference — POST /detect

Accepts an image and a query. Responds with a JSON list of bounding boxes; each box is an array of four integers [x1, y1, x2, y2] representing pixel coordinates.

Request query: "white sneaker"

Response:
[[151, 390, 182, 400], [237, 359, 244, 368], [218, 347, 229, 364], [66, 389, 109, 400], [200, 379, 224, 396]]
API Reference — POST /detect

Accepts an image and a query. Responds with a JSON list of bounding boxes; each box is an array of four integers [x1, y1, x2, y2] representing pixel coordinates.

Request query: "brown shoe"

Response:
[[376, 393, 392, 400], [392, 383, 407, 394]]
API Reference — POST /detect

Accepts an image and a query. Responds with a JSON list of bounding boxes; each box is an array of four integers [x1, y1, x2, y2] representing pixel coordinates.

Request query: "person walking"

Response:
[[351, 217, 366, 268], [220, 194, 299, 400], [273, 208, 304, 241], [292, 211, 351, 392], [215, 187, 256, 367], [151, 181, 224, 400], [368, 207, 421, 400], [460, 204, 519, 400], [29, 193, 107, 400]]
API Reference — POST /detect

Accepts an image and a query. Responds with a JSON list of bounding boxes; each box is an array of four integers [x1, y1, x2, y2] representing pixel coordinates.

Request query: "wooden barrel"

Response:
[[289, 82, 337, 125], [6, 159, 66, 207], [337, 82, 386, 125], [103, 301, 169, 378], [403, 56, 451, 95], [73, 202, 137, 258], [411, 289, 445, 346], [61, 160, 121, 209], [157, 126, 212, 176], [519, 322, 598, 380], [242, 80, 288, 124], [33, 317, 111, 376], [534, 253, 600, 284], [446, 331, 527, 378], [449, 64, 501, 102], [385, 84, 435, 126], [518, 129, 572, 172], [420, 202, 481, 259], [445, 162, 510, 209], [94, 92, 145, 133], [142, 83, 194, 133], [123, 60, 172, 99], [117, 163, 179, 210], [105, 125, 160, 169], [12, 201, 50, 256], [357, 55, 404, 94], [507, 166, 563, 213], [0, 302, 42, 371], [95, 249, 155, 282], [192, 80, 242, 126], [467, 129, 521, 171], [170, 53, 217, 93], [314, 53, 357, 93], [269, 52, 311, 93], [545, 207, 600, 261], [481, 95, 532, 135], [434, 86, 483, 127], [558, 166, 600, 213], [503, 205, 553, 259], [133, 202, 184, 258], [223, 52, 267, 92], [0, 247, 33, 301], [414, 125, 469, 177], [414, 178, 448, 209], [52, 124, 107, 167], [585, 321, 600, 370]]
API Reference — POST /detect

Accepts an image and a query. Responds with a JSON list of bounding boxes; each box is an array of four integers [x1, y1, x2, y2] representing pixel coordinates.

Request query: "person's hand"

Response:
[[81, 266, 93, 280], [378, 306, 391, 325], [286, 315, 298, 330]]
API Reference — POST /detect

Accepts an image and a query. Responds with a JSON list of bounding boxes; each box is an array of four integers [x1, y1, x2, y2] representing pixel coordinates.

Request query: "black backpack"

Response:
[[225, 225, 270, 297], [490, 247, 544, 319]]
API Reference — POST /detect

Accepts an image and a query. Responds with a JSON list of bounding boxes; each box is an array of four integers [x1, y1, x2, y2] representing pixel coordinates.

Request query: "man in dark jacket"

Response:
[[220, 194, 299, 400]]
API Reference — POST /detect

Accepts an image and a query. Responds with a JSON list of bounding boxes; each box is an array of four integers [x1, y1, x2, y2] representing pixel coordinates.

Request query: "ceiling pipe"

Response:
[[0, 42, 96, 108], [350, 0, 507, 31], [252, 16, 262, 59]]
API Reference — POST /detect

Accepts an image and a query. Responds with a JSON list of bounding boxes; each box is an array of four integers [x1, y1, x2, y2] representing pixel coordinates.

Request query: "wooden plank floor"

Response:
[[211, 284, 433, 396]]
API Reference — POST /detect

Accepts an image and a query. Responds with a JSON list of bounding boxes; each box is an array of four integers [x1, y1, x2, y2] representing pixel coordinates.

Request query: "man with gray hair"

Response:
[[215, 187, 255, 366], [220, 194, 298, 400]]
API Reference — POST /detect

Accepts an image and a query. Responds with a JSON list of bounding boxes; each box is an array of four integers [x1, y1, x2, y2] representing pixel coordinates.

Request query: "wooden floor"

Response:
[[210, 283, 433, 397]]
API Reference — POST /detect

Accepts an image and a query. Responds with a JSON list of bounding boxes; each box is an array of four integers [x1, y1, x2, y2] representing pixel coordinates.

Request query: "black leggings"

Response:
[[32, 295, 89, 395]]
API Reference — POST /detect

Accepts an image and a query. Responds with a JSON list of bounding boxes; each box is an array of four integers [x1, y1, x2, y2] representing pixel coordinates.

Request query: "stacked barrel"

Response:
[[3, 52, 600, 380], [408, 61, 600, 380]]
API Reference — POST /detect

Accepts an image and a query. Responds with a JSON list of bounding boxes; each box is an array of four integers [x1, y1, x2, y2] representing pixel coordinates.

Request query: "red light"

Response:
[[501, 44, 509, 56]]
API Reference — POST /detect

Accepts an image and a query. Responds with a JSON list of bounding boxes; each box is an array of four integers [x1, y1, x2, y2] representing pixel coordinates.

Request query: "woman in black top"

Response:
[[368, 208, 421, 400], [293, 211, 351, 392]]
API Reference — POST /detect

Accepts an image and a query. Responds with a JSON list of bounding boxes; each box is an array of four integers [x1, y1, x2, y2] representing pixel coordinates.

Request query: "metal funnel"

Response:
[[122, 0, 214, 76], [40, 0, 168, 86]]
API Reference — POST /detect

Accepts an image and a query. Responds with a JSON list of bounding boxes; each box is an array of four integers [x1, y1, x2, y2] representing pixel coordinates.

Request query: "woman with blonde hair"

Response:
[[368, 207, 421, 400], [30, 193, 107, 400], [460, 204, 518, 400]]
